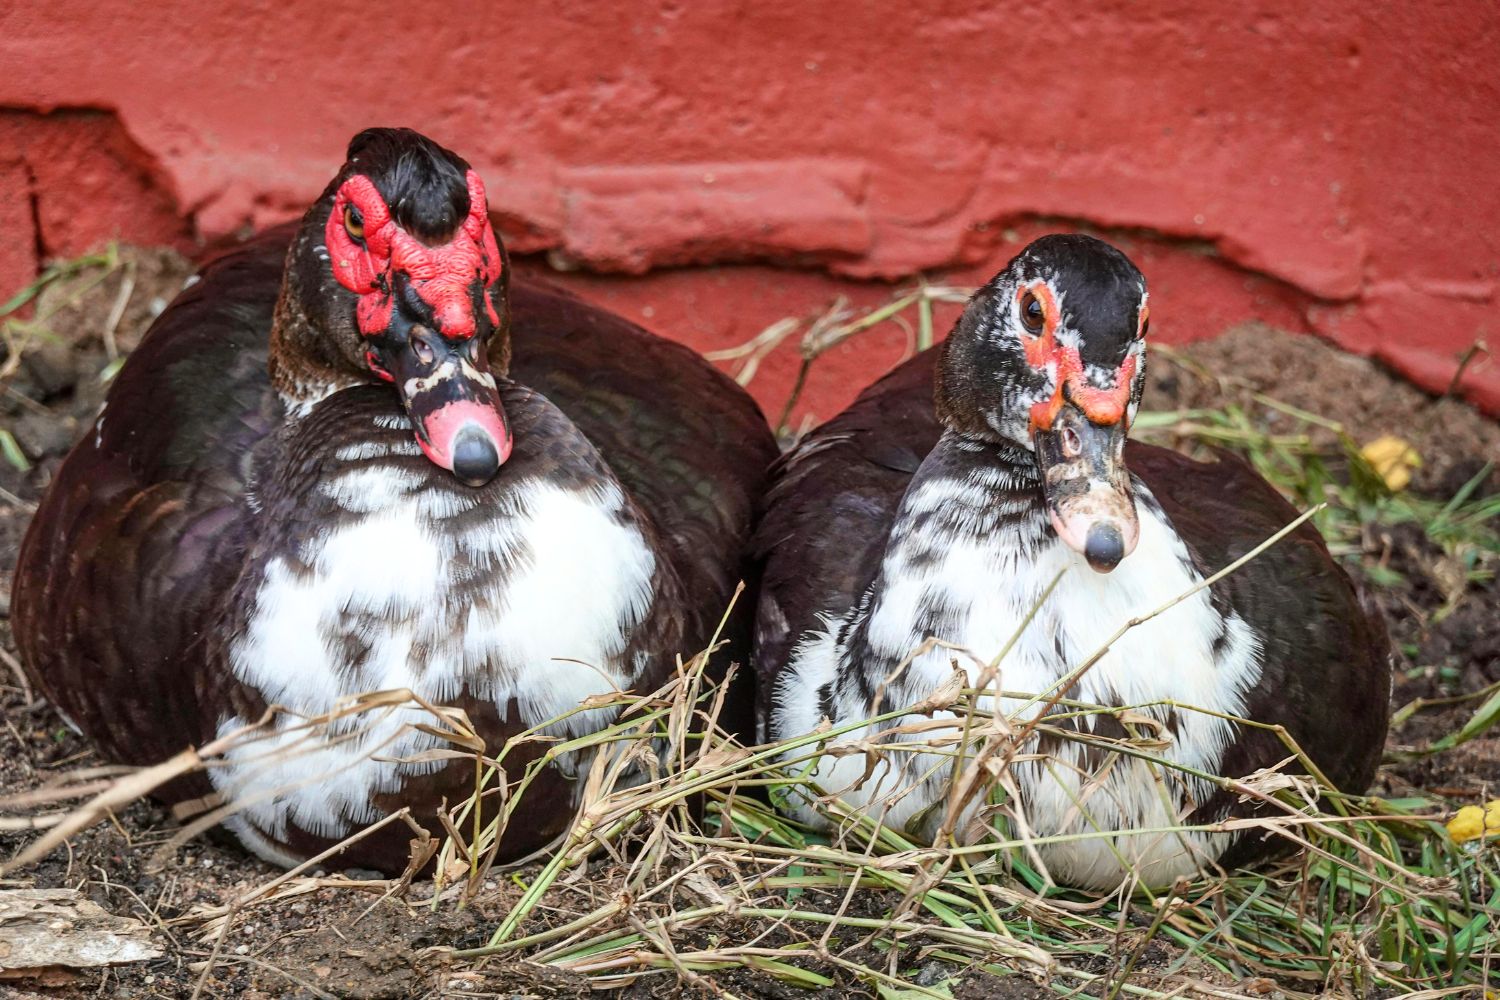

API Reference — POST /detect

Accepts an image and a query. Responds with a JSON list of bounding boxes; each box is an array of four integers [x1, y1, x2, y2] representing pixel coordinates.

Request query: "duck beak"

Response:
[[387, 325, 511, 487], [1032, 401, 1138, 572]]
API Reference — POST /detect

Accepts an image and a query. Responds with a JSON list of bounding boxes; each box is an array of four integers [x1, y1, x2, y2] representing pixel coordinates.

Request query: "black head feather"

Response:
[[345, 127, 472, 240], [936, 234, 1149, 446], [1014, 235, 1146, 369]]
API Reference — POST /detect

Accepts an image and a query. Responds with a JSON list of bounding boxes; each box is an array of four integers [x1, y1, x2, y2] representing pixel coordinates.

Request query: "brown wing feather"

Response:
[[507, 280, 778, 737], [750, 350, 942, 719], [1125, 444, 1391, 824], [12, 235, 285, 771]]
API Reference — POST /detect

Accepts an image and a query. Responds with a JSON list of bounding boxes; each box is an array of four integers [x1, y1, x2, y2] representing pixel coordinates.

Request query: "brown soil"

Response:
[[1151, 326, 1500, 497], [1, 250, 1497, 998]]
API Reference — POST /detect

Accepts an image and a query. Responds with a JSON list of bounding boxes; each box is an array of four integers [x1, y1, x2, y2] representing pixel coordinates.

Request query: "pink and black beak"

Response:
[[1030, 357, 1141, 573], [372, 272, 511, 487]]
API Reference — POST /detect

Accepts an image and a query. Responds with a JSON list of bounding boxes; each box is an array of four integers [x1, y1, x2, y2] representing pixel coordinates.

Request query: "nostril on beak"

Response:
[[451, 425, 500, 487], [410, 326, 437, 366], [1084, 522, 1125, 573], [1061, 426, 1082, 458]]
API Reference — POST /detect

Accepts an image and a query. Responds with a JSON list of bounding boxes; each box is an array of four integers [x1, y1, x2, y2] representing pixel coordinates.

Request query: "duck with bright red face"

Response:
[[277, 128, 513, 486], [11, 125, 784, 875]]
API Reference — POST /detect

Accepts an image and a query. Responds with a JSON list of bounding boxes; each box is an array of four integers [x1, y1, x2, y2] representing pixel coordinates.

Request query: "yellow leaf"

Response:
[[1360, 435, 1421, 492], [1446, 800, 1500, 843], [1447, 805, 1484, 842]]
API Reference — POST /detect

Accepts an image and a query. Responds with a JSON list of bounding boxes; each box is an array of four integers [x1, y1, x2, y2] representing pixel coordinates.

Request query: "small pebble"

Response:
[[13, 411, 79, 458], [19, 341, 78, 397], [341, 867, 385, 881]]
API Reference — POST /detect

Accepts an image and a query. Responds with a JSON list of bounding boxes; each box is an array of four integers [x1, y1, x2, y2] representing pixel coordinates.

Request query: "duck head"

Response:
[[936, 235, 1149, 572], [270, 127, 511, 486]]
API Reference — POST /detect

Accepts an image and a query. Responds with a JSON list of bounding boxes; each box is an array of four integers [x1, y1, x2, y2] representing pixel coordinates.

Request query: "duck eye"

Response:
[[343, 204, 365, 242], [1020, 292, 1045, 334]]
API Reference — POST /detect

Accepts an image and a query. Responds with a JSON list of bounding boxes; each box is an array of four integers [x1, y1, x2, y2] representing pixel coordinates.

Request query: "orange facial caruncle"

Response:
[[1021, 282, 1143, 432], [324, 170, 504, 379]]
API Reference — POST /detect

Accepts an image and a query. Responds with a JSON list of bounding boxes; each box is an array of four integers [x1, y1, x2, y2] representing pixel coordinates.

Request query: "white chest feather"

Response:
[[212, 471, 656, 861], [774, 483, 1261, 889]]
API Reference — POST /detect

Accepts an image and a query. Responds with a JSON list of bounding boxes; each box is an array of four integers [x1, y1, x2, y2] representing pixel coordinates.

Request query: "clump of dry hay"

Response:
[[5, 533, 1496, 997]]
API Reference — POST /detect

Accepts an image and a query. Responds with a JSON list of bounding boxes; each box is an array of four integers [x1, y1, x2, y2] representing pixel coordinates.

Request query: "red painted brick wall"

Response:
[[1, 1, 1495, 416]]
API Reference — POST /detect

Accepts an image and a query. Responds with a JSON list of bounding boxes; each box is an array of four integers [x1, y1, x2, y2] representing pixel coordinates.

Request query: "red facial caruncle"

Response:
[[325, 170, 504, 347], [323, 170, 512, 487], [1018, 279, 1148, 574], [1018, 281, 1141, 434]]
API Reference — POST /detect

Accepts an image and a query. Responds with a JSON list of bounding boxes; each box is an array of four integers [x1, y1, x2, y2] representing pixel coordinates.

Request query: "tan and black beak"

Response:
[[1032, 401, 1139, 572]]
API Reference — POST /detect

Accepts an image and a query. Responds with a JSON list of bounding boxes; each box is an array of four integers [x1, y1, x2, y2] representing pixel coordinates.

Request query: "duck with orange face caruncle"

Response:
[[12, 127, 778, 872], [753, 235, 1391, 890]]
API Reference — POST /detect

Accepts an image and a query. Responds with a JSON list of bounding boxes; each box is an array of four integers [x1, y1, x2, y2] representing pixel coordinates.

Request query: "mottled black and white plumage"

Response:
[[755, 235, 1390, 890], [14, 130, 777, 871]]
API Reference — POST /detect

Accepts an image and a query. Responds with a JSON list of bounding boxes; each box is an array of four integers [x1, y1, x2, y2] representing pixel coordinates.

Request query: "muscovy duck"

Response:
[[754, 235, 1390, 890], [13, 127, 778, 871]]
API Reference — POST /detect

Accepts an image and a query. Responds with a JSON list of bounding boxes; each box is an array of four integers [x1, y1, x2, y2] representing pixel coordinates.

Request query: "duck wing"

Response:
[[508, 278, 779, 639], [12, 232, 288, 768], [1126, 443, 1391, 818], [750, 350, 942, 716]]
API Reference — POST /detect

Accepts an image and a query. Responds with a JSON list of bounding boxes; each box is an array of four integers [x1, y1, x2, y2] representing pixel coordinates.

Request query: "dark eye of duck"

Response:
[[343, 204, 366, 243], [1020, 291, 1045, 333]]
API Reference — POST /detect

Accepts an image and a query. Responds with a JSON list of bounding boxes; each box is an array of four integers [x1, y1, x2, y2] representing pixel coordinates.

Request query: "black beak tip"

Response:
[[1084, 523, 1125, 573], [451, 427, 500, 487]]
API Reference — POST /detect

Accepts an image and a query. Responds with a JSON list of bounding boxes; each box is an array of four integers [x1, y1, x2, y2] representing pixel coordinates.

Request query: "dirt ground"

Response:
[[1, 248, 1497, 998]]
